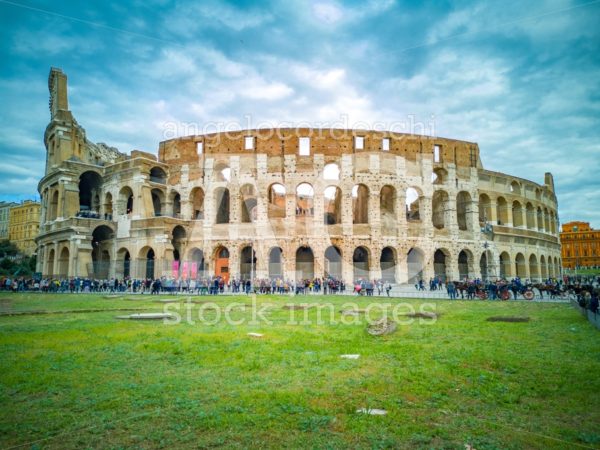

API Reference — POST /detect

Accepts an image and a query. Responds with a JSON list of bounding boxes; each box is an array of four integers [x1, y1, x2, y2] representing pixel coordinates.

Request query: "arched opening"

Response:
[[151, 189, 165, 217], [496, 196, 508, 225], [240, 246, 257, 280], [214, 246, 230, 282], [79, 171, 102, 213], [432, 190, 449, 230], [353, 246, 370, 281], [91, 225, 113, 279], [407, 248, 424, 284], [323, 186, 342, 225], [49, 190, 59, 220], [117, 247, 131, 279], [550, 212, 557, 234], [512, 201, 524, 228], [479, 194, 491, 227], [149, 167, 167, 184], [58, 247, 69, 277], [190, 248, 207, 278], [118, 186, 134, 216], [240, 184, 258, 223], [433, 249, 449, 281], [499, 252, 512, 279], [170, 191, 181, 218], [380, 247, 396, 282], [143, 248, 155, 279], [526, 203, 535, 229], [324, 246, 342, 280], [515, 253, 526, 278], [190, 187, 204, 220], [47, 248, 55, 277], [214, 163, 231, 182], [296, 183, 314, 217], [480, 252, 488, 281], [537, 207, 544, 232], [540, 255, 547, 280], [458, 250, 471, 280], [529, 254, 539, 281], [171, 225, 186, 271], [268, 183, 286, 219], [295, 246, 314, 281], [323, 163, 340, 180], [380, 185, 396, 228], [431, 168, 447, 185], [352, 184, 369, 224], [510, 181, 520, 195], [268, 247, 283, 280], [215, 188, 230, 224], [406, 187, 421, 221], [544, 208, 550, 232], [456, 191, 472, 231], [103, 193, 113, 220]]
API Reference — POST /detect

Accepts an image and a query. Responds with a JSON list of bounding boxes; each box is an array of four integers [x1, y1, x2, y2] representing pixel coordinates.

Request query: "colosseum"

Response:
[[36, 68, 562, 284]]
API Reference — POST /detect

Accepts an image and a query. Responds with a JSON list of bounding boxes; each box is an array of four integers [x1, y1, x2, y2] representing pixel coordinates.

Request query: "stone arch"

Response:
[[407, 247, 425, 284], [215, 187, 230, 224], [323, 163, 340, 180], [353, 246, 370, 281], [190, 187, 204, 220], [479, 193, 491, 226], [480, 251, 489, 281], [268, 247, 284, 279], [323, 186, 342, 225], [496, 196, 509, 225], [380, 246, 396, 282], [171, 225, 187, 263], [510, 180, 521, 195], [432, 190, 449, 229], [458, 249, 473, 280], [79, 171, 103, 213], [49, 190, 59, 220], [47, 248, 55, 277], [91, 225, 113, 279], [499, 251, 512, 278], [170, 190, 181, 218], [525, 202, 535, 229], [189, 248, 207, 278], [512, 201, 524, 228], [103, 192, 113, 219], [214, 163, 231, 182], [544, 207, 550, 231], [324, 245, 342, 280], [540, 255, 547, 280], [433, 248, 450, 281], [432, 167, 447, 185], [352, 184, 369, 224], [214, 245, 230, 282], [515, 253, 526, 278], [296, 183, 314, 217], [149, 166, 167, 183], [118, 186, 134, 216], [58, 246, 69, 277], [240, 246, 257, 280], [139, 246, 155, 279], [267, 183, 286, 219], [380, 185, 396, 227], [406, 187, 421, 221], [456, 191, 472, 231], [296, 246, 314, 281], [529, 254, 539, 281], [240, 184, 258, 223], [537, 206, 544, 232], [151, 188, 165, 217], [116, 247, 131, 279]]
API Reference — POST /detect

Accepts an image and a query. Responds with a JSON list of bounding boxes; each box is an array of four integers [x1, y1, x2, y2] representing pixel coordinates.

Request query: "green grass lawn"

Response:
[[0, 293, 599, 449]]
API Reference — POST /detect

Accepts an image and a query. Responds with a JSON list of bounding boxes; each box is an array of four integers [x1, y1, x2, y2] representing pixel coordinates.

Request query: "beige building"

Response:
[[36, 68, 562, 281], [0, 201, 18, 241], [8, 200, 41, 255]]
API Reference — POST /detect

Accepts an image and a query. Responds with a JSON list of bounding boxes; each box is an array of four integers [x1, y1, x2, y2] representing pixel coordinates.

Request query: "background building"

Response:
[[0, 201, 18, 240], [8, 200, 41, 256], [560, 221, 600, 269], [36, 68, 562, 281]]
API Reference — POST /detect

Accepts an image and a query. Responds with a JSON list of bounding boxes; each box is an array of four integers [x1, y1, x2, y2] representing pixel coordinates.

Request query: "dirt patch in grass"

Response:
[[0, 298, 12, 313], [283, 304, 314, 310], [486, 316, 530, 323], [405, 312, 438, 319]]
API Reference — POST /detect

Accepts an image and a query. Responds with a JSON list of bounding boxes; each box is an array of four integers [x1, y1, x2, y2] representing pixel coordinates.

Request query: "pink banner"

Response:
[[191, 262, 198, 279], [182, 262, 189, 280], [172, 260, 179, 278]]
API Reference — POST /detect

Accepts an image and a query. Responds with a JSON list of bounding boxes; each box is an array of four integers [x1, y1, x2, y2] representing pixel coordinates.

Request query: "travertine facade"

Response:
[[36, 68, 562, 282]]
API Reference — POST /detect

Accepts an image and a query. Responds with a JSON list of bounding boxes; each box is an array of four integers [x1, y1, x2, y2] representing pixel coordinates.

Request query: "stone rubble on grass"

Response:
[[356, 408, 387, 415], [247, 332, 264, 338], [340, 354, 360, 359], [367, 318, 397, 336], [115, 313, 176, 320]]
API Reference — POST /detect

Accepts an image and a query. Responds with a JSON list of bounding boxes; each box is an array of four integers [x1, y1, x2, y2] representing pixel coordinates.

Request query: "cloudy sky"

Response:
[[0, 0, 599, 226]]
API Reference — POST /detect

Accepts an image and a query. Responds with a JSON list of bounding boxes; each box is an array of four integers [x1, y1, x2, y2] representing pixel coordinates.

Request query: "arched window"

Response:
[[352, 184, 369, 224], [267, 184, 286, 219], [323, 186, 342, 225], [296, 183, 314, 217], [215, 188, 230, 224]]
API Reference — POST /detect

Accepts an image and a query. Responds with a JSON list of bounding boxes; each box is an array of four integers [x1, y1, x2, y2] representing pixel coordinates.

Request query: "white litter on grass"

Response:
[[247, 332, 264, 338], [116, 313, 176, 320], [340, 354, 360, 359], [356, 408, 387, 415]]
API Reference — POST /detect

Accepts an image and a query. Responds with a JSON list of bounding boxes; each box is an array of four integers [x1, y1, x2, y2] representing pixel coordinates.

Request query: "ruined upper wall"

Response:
[[158, 129, 480, 169]]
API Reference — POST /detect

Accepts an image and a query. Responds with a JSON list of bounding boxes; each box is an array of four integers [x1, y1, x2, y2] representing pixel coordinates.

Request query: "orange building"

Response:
[[560, 221, 600, 269]]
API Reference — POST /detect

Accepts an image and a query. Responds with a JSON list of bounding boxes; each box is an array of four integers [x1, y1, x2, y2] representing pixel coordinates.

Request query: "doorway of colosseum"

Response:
[[190, 187, 204, 220], [515, 253, 526, 278], [407, 248, 424, 284], [458, 250, 471, 280], [380, 186, 396, 228], [79, 171, 102, 214], [295, 246, 314, 281], [269, 247, 283, 279], [380, 247, 396, 282], [323, 186, 341, 225], [240, 246, 256, 280], [116, 248, 130, 279], [353, 246, 370, 281], [456, 191, 472, 231], [499, 252, 511, 278], [47, 248, 55, 277], [190, 248, 206, 278], [480, 252, 488, 281], [91, 225, 112, 279], [325, 246, 342, 280], [214, 246, 229, 282], [267, 184, 286, 219], [433, 249, 449, 281], [240, 184, 257, 223], [215, 188, 230, 224], [144, 248, 155, 279], [432, 191, 449, 229], [352, 185, 369, 224]]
